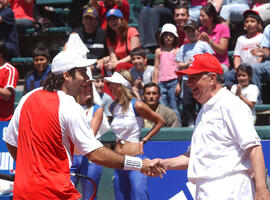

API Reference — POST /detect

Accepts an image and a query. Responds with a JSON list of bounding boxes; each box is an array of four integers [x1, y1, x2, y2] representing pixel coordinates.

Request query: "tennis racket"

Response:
[[0, 172, 97, 200]]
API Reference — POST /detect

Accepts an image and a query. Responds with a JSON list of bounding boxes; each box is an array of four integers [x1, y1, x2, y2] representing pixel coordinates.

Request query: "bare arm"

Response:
[[86, 146, 125, 169], [113, 35, 140, 64], [152, 48, 161, 84], [90, 107, 103, 136], [24, 0, 33, 3], [233, 56, 241, 69], [135, 100, 165, 142], [209, 37, 229, 55], [239, 94, 256, 109], [248, 145, 270, 199], [151, 152, 190, 171], [89, 0, 99, 10], [0, 87, 14, 101], [87, 146, 160, 174], [5, 143, 17, 161]]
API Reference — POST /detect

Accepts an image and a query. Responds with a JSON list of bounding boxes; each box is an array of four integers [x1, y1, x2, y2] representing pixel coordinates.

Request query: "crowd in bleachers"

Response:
[[1, 0, 270, 126]]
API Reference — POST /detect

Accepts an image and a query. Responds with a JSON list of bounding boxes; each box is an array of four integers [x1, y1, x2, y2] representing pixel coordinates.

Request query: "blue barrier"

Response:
[[1, 121, 269, 199]]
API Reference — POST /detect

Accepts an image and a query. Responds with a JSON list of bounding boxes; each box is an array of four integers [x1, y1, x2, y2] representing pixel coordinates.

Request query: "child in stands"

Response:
[[23, 47, 51, 94], [152, 23, 181, 126], [130, 47, 154, 100], [231, 64, 259, 124]]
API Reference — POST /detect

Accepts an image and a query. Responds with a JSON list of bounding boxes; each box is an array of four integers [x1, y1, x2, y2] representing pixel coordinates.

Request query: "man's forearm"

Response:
[[249, 145, 267, 190], [87, 146, 125, 169]]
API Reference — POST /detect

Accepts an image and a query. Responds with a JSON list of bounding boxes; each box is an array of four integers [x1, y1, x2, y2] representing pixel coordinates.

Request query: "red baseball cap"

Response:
[[176, 53, 223, 76]]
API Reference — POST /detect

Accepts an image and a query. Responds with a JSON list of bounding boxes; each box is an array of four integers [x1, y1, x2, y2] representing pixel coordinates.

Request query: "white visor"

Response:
[[104, 72, 132, 89]]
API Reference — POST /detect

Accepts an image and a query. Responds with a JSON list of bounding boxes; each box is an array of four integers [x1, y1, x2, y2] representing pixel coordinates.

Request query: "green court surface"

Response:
[[97, 167, 115, 200]]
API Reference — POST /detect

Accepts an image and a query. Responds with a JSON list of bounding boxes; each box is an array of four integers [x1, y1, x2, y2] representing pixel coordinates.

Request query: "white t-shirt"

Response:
[[234, 33, 263, 65], [231, 84, 259, 121], [188, 88, 261, 184], [3, 88, 103, 199]]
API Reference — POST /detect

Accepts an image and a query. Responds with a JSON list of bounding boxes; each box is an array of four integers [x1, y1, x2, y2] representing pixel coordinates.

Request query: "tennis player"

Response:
[[3, 50, 164, 199]]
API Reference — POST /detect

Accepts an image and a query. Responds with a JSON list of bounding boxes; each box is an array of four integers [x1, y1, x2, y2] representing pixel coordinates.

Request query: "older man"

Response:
[[3, 51, 163, 199], [152, 53, 270, 200]]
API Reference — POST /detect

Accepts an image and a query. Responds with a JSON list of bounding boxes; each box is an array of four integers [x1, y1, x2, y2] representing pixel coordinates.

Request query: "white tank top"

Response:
[[111, 99, 143, 143]]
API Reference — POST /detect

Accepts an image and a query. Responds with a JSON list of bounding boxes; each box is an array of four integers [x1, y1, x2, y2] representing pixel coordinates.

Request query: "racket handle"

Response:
[[0, 173, 15, 182]]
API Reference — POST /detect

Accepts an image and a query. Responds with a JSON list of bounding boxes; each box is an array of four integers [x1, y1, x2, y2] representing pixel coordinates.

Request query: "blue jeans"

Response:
[[189, 6, 203, 22], [252, 60, 270, 103], [114, 154, 149, 200], [70, 155, 103, 200], [138, 6, 172, 48], [16, 18, 34, 33], [220, 3, 250, 22], [158, 79, 182, 126]]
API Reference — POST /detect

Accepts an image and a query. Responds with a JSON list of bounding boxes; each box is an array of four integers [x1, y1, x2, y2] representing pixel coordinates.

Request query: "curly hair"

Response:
[[115, 70, 136, 113], [42, 69, 76, 92]]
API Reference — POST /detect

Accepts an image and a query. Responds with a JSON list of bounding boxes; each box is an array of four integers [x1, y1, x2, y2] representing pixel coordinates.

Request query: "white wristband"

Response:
[[123, 155, 143, 171]]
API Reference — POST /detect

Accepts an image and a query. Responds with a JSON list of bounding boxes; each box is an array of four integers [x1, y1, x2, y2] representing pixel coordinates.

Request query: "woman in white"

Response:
[[105, 70, 164, 200]]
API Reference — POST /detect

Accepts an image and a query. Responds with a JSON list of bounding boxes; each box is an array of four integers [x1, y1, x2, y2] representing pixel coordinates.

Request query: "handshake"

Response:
[[141, 158, 166, 178]]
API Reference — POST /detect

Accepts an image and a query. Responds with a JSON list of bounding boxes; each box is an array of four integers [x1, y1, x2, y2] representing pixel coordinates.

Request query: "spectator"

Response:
[[104, 8, 140, 73], [142, 82, 180, 128], [173, 5, 189, 47], [219, 0, 251, 25], [138, 0, 179, 53], [70, 80, 105, 200], [152, 23, 182, 126], [23, 47, 51, 94], [250, 23, 270, 103], [69, 7, 108, 68], [90, 0, 129, 30], [9, 0, 35, 33], [175, 20, 214, 127], [0, 41, 19, 121], [104, 70, 165, 200], [92, 70, 113, 122], [130, 47, 154, 100], [224, 9, 263, 90], [231, 64, 259, 124], [198, 3, 230, 73], [0, 0, 19, 58]]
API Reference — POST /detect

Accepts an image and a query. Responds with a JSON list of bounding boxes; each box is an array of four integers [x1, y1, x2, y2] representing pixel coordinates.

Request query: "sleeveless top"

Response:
[[158, 49, 178, 82], [111, 99, 143, 143]]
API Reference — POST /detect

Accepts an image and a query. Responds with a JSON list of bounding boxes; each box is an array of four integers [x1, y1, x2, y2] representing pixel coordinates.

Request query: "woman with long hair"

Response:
[[104, 9, 140, 74], [198, 3, 231, 73], [105, 70, 164, 200]]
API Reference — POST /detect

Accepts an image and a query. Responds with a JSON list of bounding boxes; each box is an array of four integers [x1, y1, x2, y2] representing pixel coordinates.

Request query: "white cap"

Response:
[[51, 51, 97, 75], [104, 72, 132, 89], [160, 23, 178, 37]]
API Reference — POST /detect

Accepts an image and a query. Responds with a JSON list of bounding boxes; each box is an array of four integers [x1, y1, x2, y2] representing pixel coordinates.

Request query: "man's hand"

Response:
[[255, 187, 270, 200], [141, 158, 166, 178]]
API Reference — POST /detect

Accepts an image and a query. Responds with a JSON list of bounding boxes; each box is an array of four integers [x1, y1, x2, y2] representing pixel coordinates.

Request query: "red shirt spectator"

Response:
[[10, 0, 34, 21], [91, 0, 129, 29], [0, 62, 19, 121]]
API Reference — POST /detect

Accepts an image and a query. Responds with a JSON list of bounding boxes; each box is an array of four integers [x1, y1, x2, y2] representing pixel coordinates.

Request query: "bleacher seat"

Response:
[[25, 0, 72, 35]]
